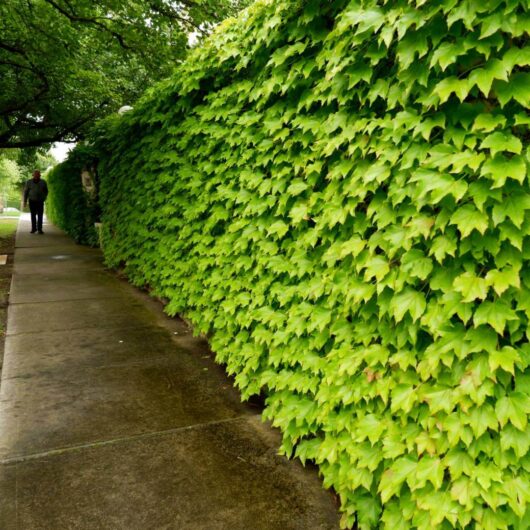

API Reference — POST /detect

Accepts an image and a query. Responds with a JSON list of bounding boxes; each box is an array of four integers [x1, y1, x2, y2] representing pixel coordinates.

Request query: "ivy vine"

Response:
[[53, 1, 530, 527]]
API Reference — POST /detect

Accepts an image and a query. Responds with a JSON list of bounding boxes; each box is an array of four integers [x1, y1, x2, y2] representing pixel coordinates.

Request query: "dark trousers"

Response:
[[29, 200, 44, 232]]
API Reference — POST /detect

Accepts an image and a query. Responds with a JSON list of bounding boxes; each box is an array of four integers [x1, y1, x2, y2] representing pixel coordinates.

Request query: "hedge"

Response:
[[57, 0, 530, 528], [46, 145, 100, 246]]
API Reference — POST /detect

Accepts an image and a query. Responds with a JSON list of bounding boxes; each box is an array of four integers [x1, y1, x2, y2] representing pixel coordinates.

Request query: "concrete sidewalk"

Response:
[[0, 216, 340, 529]]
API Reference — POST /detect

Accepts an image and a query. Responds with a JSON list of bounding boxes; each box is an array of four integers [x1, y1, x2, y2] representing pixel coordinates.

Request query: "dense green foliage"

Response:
[[46, 145, 99, 245], [0, 157, 21, 206], [0, 0, 250, 148], [56, 0, 530, 527], [0, 148, 56, 208]]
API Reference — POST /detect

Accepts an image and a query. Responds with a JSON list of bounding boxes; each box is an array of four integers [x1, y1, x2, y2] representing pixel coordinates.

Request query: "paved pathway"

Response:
[[0, 216, 340, 529]]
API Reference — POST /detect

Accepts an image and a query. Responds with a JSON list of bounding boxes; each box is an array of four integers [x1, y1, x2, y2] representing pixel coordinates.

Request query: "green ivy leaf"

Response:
[[401, 250, 433, 280], [485, 268, 520, 296], [410, 457, 444, 491], [480, 132, 522, 157], [390, 288, 427, 322], [473, 301, 518, 334], [500, 424, 530, 458], [450, 476, 477, 509], [269, 40, 308, 67], [430, 42, 466, 71], [340, 237, 366, 258], [479, 13, 501, 39], [495, 392, 530, 431], [340, 7, 385, 35], [472, 113, 507, 132], [495, 73, 530, 107], [453, 272, 488, 302], [433, 76, 470, 103], [412, 169, 468, 203], [450, 205, 489, 238], [468, 59, 509, 96], [514, 112, 530, 126], [287, 179, 309, 196], [267, 220, 289, 238], [489, 346, 520, 375], [379, 457, 417, 502], [429, 235, 457, 263], [503, 477, 530, 518], [444, 450, 474, 479], [492, 193, 530, 228], [466, 404, 498, 437], [480, 154, 527, 187], [503, 46, 530, 69], [289, 203, 309, 223]]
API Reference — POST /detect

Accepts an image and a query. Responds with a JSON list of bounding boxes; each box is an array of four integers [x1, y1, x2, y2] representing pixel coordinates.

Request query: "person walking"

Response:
[[23, 170, 48, 234]]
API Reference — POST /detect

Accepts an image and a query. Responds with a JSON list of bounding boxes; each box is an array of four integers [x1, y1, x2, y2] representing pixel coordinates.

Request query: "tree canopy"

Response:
[[0, 147, 56, 184], [0, 0, 248, 149]]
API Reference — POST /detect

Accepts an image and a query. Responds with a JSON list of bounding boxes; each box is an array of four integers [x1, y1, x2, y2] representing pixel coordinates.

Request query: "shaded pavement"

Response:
[[0, 215, 340, 529]]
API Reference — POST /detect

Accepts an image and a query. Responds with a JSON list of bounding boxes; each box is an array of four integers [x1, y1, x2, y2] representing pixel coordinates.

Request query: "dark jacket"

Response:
[[24, 178, 48, 203]]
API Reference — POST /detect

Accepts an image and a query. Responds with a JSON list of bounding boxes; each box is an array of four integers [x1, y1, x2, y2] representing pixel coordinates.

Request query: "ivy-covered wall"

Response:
[[57, 1, 530, 528], [46, 145, 100, 246]]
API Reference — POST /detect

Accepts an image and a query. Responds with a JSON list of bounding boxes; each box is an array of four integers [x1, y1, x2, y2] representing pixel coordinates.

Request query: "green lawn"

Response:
[[0, 218, 18, 238], [0, 218, 17, 341], [0, 211, 20, 218]]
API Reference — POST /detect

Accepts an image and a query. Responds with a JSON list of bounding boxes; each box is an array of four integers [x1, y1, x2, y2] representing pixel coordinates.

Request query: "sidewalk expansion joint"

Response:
[[14, 245, 79, 249], [9, 295, 128, 306], [6, 323, 159, 337], [0, 414, 261, 465], [0, 354, 192, 378]]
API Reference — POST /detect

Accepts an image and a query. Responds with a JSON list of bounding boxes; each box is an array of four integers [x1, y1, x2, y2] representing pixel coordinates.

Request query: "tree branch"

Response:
[[0, 103, 106, 148], [41, 0, 133, 50], [0, 41, 28, 57], [0, 59, 34, 72], [0, 65, 50, 116], [146, 1, 207, 34]]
